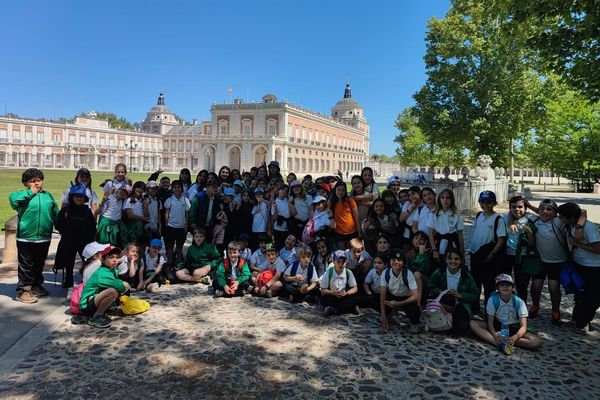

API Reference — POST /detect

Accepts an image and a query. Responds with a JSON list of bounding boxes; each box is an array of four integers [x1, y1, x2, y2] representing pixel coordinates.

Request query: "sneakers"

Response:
[[88, 315, 112, 329], [146, 283, 159, 293], [30, 286, 49, 297], [71, 315, 88, 325], [410, 323, 421, 334], [213, 290, 224, 298], [199, 276, 212, 285], [352, 305, 361, 316], [324, 306, 338, 316], [528, 304, 539, 318], [16, 290, 38, 304]]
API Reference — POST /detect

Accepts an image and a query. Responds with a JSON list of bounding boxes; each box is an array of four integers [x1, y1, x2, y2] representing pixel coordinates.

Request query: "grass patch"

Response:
[[0, 169, 178, 224]]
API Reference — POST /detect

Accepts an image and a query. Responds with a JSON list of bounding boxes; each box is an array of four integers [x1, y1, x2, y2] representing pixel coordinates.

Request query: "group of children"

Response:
[[9, 163, 599, 351]]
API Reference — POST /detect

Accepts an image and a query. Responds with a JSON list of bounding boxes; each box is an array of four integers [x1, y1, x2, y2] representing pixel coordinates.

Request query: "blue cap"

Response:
[[478, 190, 496, 203], [224, 187, 236, 197], [69, 183, 89, 202], [149, 239, 162, 249], [333, 250, 347, 261], [254, 187, 264, 194], [387, 175, 401, 184], [233, 179, 246, 188]]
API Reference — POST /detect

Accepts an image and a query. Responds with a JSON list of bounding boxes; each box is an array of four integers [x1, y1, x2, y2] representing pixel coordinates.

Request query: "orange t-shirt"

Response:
[[331, 197, 358, 235]]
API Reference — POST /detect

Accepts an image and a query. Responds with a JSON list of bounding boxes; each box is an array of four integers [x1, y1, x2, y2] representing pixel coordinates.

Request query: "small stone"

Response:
[[424, 386, 443, 395]]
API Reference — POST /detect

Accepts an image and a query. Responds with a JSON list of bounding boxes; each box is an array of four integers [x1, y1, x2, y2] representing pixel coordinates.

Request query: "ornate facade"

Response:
[[0, 85, 370, 175]]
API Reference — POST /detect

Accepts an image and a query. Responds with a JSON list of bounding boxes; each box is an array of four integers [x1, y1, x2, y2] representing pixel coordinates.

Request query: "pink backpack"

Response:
[[423, 289, 453, 332], [301, 217, 315, 244], [69, 282, 85, 315]]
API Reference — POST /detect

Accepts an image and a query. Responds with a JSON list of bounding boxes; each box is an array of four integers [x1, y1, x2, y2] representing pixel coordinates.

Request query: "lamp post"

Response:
[[126, 140, 137, 172]]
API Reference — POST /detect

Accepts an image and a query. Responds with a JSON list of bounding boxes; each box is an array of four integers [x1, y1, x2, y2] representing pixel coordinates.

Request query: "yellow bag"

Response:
[[119, 295, 150, 315]]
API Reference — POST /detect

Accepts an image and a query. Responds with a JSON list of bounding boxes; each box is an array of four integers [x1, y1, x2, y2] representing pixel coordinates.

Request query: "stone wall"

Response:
[[426, 179, 509, 212]]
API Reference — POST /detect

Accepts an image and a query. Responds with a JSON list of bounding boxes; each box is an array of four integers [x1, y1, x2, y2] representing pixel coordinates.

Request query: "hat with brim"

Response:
[[146, 181, 158, 188], [264, 243, 278, 253], [82, 242, 110, 260], [101, 246, 122, 258], [312, 195, 327, 204], [333, 250, 347, 261], [69, 183, 89, 202]]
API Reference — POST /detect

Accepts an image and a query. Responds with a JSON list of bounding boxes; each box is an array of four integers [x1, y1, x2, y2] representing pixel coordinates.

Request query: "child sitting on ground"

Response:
[[283, 246, 320, 303], [213, 241, 251, 297], [364, 253, 387, 311], [470, 274, 543, 353], [138, 239, 166, 292], [279, 234, 299, 267], [253, 243, 286, 297], [380, 249, 421, 333], [238, 233, 252, 261], [79, 246, 131, 328], [80, 242, 111, 283], [117, 243, 140, 287], [320, 250, 360, 316], [249, 233, 271, 272], [312, 238, 333, 278], [344, 238, 373, 291], [176, 228, 221, 285]]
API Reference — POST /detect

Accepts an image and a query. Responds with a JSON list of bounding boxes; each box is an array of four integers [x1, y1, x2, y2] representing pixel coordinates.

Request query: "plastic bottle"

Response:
[[499, 320, 513, 355]]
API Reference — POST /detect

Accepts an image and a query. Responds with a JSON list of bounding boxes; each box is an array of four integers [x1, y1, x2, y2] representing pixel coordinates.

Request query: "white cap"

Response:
[[82, 242, 110, 260], [312, 195, 327, 204]]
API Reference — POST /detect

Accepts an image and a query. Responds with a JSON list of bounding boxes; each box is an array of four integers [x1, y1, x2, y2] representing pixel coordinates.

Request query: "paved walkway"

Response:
[[0, 191, 599, 399]]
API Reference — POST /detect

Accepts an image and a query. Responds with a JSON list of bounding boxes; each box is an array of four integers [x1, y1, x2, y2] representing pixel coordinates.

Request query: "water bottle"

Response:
[[499, 320, 512, 355]]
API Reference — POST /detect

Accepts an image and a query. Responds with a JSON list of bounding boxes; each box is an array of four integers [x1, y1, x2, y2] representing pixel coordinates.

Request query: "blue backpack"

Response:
[[290, 260, 315, 283], [384, 267, 409, 288], [490, 292, 522, 318]]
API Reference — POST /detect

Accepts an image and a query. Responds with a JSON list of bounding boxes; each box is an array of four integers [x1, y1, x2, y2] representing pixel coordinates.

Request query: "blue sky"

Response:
[[1, 0, 450, 156]]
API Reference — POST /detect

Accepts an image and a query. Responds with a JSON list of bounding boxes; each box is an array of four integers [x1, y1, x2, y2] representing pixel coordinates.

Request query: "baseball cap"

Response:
[[233, 179, 246, 188], [268, 160, 279, 167], [333, 250, 347, 261], [82, 242, 110, 260], [290, 180, 302, 187], [539, 199, 558, 211], [389, 249, 406, 261], [478, 190, 496, 203], [150, 239, 163, 249], [101, 246, 122, 258], [224, 187, 236, 197], [146, 180, 158, 188], [387, 175, 401, 184], [495, 274, 515, 286], [254, 187, 264, 194], [264, 243, 278, 253], [312, 195, 327, 204], [318, 183, 331, 193]]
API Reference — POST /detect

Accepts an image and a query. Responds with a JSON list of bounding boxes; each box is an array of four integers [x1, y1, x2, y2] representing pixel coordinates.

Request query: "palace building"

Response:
[[0, 84, 370, 175]]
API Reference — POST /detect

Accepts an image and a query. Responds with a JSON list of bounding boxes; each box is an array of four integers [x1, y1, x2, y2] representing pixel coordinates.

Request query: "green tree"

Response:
[[94, 112, 137, 130], [507, 0, 600, 102], [394, 108, 465, 170], [413, 0, 545, 169]]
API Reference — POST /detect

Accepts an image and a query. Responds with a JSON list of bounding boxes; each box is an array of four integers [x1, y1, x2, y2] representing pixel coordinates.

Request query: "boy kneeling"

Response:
[[79, 246, 130, 328], [380, 249, 421, 333]]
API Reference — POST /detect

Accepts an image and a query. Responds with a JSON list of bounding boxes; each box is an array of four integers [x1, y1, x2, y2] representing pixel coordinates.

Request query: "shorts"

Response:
[[80, 295, 98, 316], [164, 226, 187, 244], [533, 261, 562, 281], [334, 231, 358, 244], [493, 320, 534, 335]]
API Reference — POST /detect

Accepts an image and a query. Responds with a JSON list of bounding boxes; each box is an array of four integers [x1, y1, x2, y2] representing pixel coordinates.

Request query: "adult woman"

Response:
[[329, 181, 360, 250]]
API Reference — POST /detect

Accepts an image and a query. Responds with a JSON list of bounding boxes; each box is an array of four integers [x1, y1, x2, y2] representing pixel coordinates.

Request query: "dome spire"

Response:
[[344, 83, 351, 99], [157, 92, 165, 105]]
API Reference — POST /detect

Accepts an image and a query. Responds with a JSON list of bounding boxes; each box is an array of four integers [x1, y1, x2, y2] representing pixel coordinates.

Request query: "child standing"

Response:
[[428, 189, 464, 265], [144, 181, 162, 239], [54, 183, 97, 288], [9, 168, 59, 303], [470, 274, 543, 352], [79, 246, 131, 328], [164, 180, 191, 263], [380, 249, 421, 333], [251, 188, 270, 250], [271, 184, 291, 249], [320, 250, 359, 316], [97, 185, 132, 247], [213, 241, 251, 297], [102, 163, 128, 195], [469, 190, 506, 314]]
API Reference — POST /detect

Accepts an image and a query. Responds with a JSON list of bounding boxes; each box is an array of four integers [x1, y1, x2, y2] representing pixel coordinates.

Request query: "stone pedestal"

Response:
[[1, 216, 18, 269]]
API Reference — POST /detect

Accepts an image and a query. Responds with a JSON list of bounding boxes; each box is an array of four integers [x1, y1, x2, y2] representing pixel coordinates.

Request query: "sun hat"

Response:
[[82, 242, 110, 260]]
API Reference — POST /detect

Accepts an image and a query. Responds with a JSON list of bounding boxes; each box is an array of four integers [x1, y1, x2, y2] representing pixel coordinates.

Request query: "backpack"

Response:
[[327, 267, 351, 290], [474, 212, 504, 255], [143, 253, 170, 284], [301, 217, 315, 244], [70, 282, 85, 315], [384, 267, 409, 288], [490, 292, 522, 318], [423, 289, 453, 332], [290, 260, 315, 283]]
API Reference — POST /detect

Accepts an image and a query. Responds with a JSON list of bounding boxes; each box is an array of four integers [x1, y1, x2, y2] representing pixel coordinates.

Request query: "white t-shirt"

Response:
[[469, 212, 506, 253], [272, 197, 290, 231], [82, 259, 102, 283], [427, 210, 464, 235], [404, 206, 421, 239], [117, 255, 138, 276], [61, 187, 99, 209], [417, 205, 433, 233], [164, 195, 191, 229], [284, 262, 320, 284], [188, 183, 201, 201], [313, 209, 331, 232], [446, 268, 461, 291], [279, 247, 298, 266], [364, 268, 383, 293], [380, 267, 417, 297], [534, 217, 567, 263], [571, 222, 600, 267], [252, 202, 269, 233], [486, 294, 528, 325], [364, 182, 380, 199], [103, 179, 126, 195], [102, 194, 131, 221], [313, 253, 331, 278], [320, 267, 357, 292], [143, 252, 165, 274]]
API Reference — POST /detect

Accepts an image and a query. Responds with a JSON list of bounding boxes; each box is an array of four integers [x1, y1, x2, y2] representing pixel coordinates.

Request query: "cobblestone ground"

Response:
[[0, 282, 598, 400]]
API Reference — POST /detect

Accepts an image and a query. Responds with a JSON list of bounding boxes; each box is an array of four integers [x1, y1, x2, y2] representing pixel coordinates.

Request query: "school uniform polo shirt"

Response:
[[380, 268, 417, 297], [446, 269, 461, 292], [320, 267, 357, 291], [165, 195, 191, 229], [572, 222, 600, 267], [343, 249, 373, 270], [102, 195, 131, 221], [486, 295, 528, 325], [284, 263, 320, 284], [250, 249, 266, 268], [469, 212, 506, 253], [364, 269, 383, 293]]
